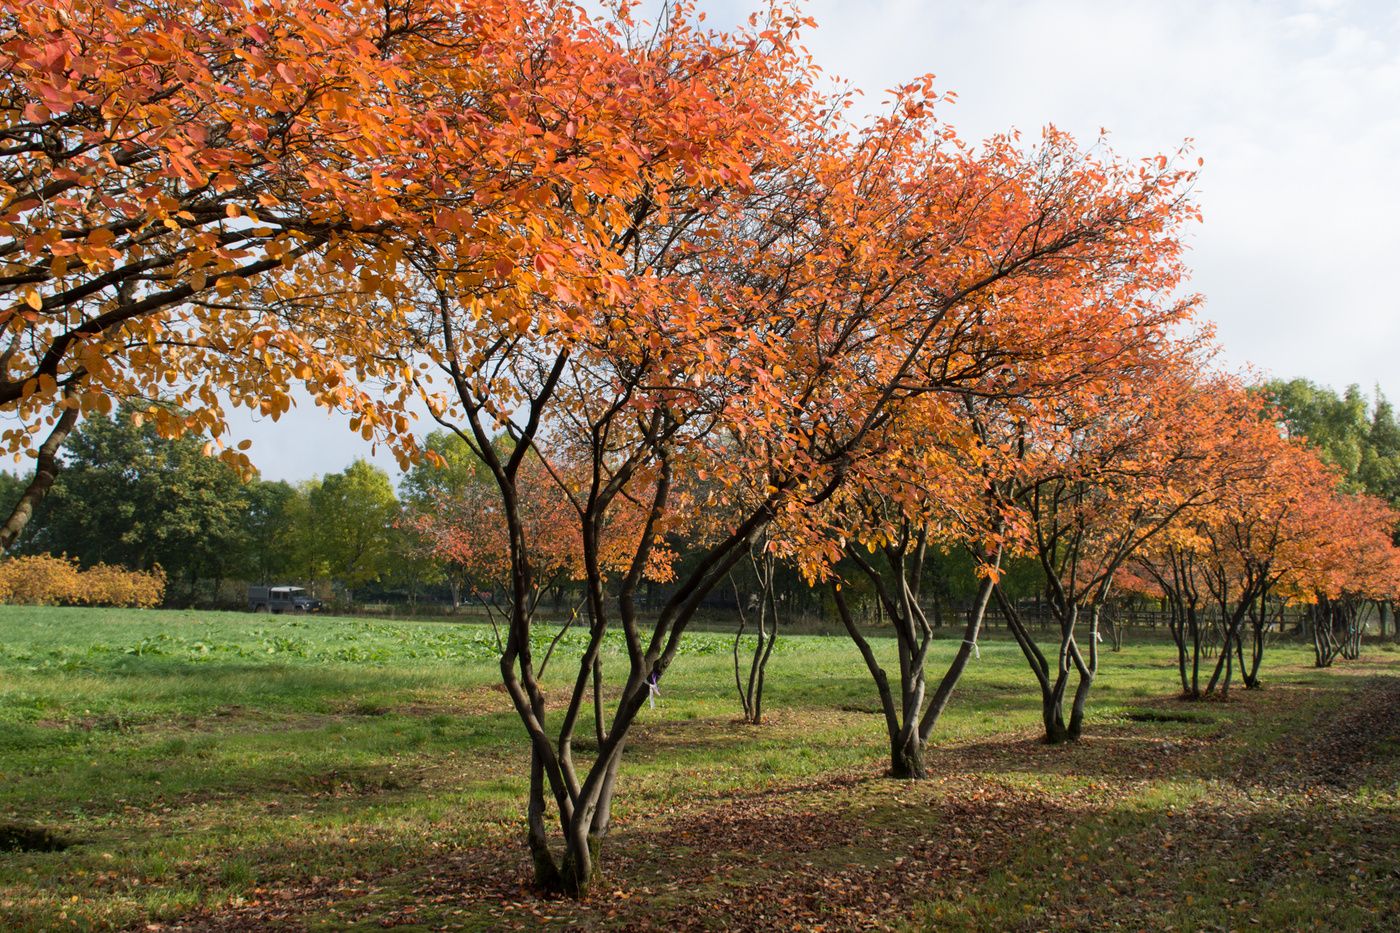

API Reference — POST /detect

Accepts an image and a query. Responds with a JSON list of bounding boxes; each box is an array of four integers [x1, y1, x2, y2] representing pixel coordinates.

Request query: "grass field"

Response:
[[0, 606, 1397, 931]]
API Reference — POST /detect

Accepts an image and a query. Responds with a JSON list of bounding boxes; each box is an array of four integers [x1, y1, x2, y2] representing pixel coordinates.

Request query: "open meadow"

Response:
[[1, 606, 1396, 931]]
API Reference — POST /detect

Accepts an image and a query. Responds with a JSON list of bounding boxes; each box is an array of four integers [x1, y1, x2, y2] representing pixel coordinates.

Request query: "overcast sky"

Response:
[[231, 0, 1400, 483]]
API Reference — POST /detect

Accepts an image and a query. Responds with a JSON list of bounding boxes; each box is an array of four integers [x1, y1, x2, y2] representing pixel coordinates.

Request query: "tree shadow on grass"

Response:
[[26, 672, 1400, 931], [157, 753, 1400, 932], [919, 674, 1400, 795]]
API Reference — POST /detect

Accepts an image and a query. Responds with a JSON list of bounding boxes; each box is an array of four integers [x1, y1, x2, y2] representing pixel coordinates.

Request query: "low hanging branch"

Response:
[[0, 393, 80, 553]]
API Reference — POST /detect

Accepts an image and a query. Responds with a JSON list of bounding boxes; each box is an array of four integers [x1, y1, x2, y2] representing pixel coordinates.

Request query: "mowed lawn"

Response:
[[0, 607, 1397, 931]]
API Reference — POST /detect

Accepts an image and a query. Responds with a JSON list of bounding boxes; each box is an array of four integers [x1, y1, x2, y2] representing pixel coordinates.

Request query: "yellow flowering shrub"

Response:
[[0, 555, 165, 608]]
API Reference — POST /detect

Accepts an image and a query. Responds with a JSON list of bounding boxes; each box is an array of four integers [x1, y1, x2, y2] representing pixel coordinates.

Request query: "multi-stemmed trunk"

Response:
[[1203, 595, 1253, 698], [1163, 591, 1207, 698], [833, 537, 1001, 778], [1144, 552, 1208, 699], [1236, 585, 1274, 690], [1312, 594, 1366, 667], [1101, 608, 1126, 651], [995, 586, 1100, 743], [1146, 550, 1274, 699], [505, 525, 763, 894], [482, 408, 804, 898], [731, 544, 780, 725]]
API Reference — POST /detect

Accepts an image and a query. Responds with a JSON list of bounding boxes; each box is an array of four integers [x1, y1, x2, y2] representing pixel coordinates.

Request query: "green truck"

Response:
[[247, 585, 322, 613]]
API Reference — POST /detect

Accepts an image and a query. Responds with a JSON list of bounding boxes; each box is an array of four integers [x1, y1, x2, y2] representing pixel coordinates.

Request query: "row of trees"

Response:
[[4, 0, 1399, 898]]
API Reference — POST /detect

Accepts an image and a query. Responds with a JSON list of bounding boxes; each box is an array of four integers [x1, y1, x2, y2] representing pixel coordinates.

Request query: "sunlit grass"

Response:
[[0, 605, 1391, 930]]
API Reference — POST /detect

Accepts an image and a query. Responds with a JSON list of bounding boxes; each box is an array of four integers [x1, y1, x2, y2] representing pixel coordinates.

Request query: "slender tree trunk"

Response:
[[828, 585, 907, 773], [731, 575, 753, 722], [1043, 678, 1072, 744], [1066, 605, 1101, 739], [920, 573, 997, 737], [0, 402, 79, 553], [1243, 622, 1264, 688], [996, 585, 1074, 743], [749, 608, 777, 725], [730, 551, 781, 725], [1167, 598, 1190, 695]]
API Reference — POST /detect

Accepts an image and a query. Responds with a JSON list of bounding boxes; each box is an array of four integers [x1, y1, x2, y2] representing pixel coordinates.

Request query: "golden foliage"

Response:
[[0, 555, 165, 608]]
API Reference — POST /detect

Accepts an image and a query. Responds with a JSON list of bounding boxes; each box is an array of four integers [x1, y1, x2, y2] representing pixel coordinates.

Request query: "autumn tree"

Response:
[[819, 397, 1009, 777], [1, 0, 657, 549], [1304, 490, 1400, 666], [983, 365, 1262, 740], [413, 454, 589, 645], [818, 196, 1216, 766], [400, 430, 505, 611], [371, 4, 827, 894], [1129, 393, 1400, 687], [346, 0, 1217, 888], [1144, 421, 1344, 694]]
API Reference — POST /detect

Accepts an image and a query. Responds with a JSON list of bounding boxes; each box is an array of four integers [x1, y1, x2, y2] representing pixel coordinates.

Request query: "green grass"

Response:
[[0, 606, 1395, 930]]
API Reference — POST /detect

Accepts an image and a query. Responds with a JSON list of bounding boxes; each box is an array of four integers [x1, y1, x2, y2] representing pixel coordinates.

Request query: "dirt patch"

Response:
[[0, 823, 71, 852]]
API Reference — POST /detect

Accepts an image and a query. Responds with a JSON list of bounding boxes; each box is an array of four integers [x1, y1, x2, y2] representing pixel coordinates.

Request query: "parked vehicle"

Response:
[[247, 585, 322, 613]]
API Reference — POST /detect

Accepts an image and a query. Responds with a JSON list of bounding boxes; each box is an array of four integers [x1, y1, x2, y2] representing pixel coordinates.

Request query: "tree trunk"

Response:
[[996, 585, 1078, 744], [1066, 605, 1102, 739], [1042, 685, 1071, 744], [730, 552, 781, 725], [0, 402, 79, 553], [833, 584, 909, 777], [920, 573, 997, 737], [889, 737, 926, 779]]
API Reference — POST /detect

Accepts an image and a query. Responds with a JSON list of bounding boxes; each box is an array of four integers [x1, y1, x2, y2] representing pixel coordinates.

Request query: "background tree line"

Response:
[[0, 407, 416, 607], [0, 405, 1049, 617], [4, 377, 1394, 620], [1265, 379, 1400, 525]]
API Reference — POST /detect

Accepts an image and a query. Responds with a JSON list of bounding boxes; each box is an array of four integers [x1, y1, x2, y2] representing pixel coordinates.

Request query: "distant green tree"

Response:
[[1359, 393, 1400, 509], [276, 480, 325, 585], [305, 460, 400, 600], [918, 547, 1040, 624], [240, 480, 302, 584], [1266, 379, 1400, 512], [398, 429, 495, 507], [383, 514, 445, 607], [20, 408, 254, 602]]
